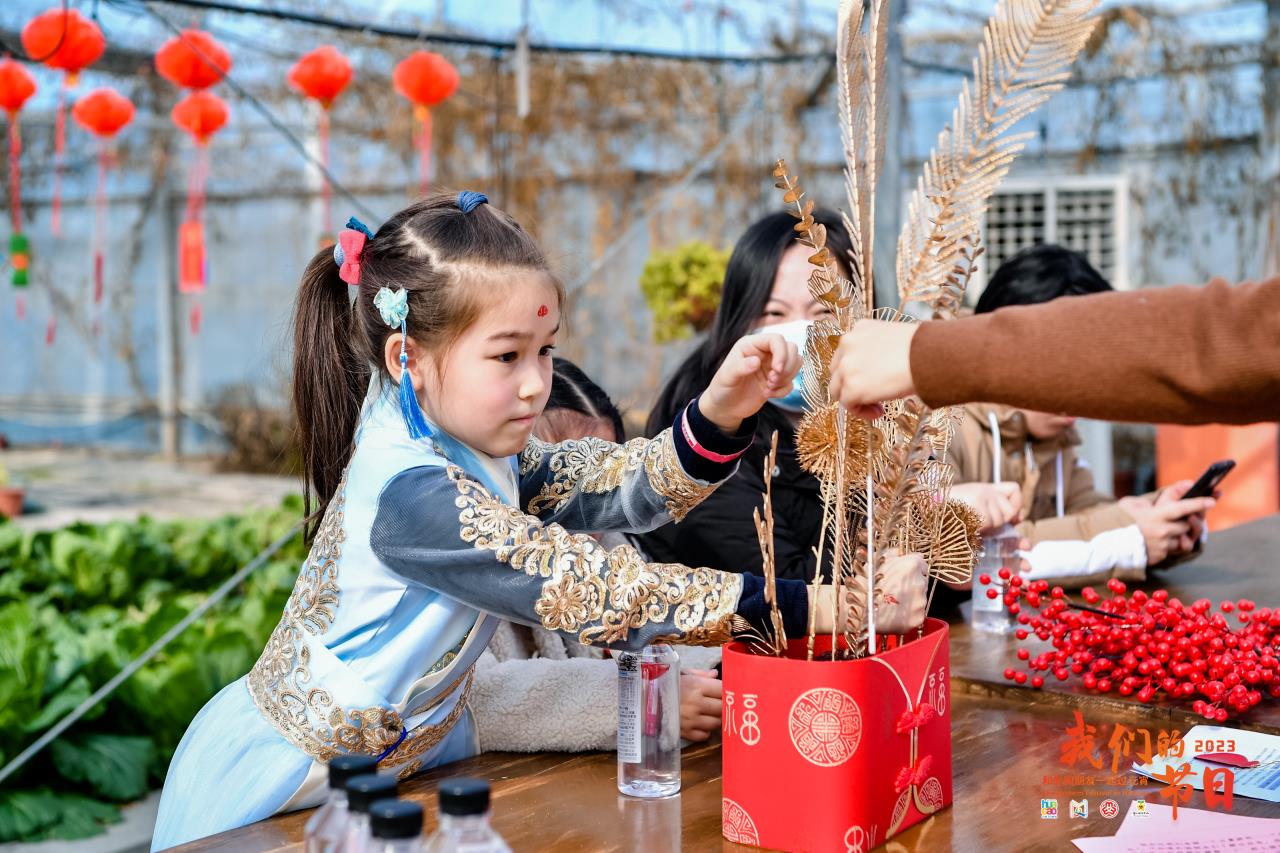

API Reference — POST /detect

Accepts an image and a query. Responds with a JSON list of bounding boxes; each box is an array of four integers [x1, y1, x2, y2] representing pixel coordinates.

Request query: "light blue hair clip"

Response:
[[373, 286, 432, 441], [456, 191, 488, 214]]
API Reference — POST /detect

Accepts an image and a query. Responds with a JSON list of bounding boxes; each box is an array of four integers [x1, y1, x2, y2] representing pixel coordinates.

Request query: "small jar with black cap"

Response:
[[367, 799, 424, 853], [423, 777, 509, 852], [343, 773, 399, 853], [304, 754, 379, 853]]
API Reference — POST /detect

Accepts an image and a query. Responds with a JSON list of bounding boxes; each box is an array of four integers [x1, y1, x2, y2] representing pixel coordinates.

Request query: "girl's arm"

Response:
[[518, 396, 755, 533], [371, 464, 812, 651]]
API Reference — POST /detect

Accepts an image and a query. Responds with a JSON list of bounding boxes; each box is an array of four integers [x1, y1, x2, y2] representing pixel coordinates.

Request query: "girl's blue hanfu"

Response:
[[151, 377, 806, 850]]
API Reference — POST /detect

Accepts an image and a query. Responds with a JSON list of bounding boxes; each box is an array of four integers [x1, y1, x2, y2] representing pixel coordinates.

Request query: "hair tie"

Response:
[[457, 191, 488, 214], [334, 217, 375, 286]]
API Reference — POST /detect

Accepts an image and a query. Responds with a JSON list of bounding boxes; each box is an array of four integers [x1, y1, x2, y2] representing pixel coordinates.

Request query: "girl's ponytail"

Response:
[[293, 247, 369, 539]]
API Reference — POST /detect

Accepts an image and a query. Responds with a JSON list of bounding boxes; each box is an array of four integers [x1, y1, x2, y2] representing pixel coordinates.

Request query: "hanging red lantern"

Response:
[[393, 51, 459, 197], [72, 88, 134, 318], [169, 90, 228, 334], [0, 59, 36, 319], [155, 29, 231, 90], [289, 45, 353, 237], [23, 8, 106, 236]]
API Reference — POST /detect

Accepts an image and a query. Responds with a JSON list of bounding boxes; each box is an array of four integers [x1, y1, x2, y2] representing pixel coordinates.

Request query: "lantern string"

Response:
[[417, 107, 432, 198], [93, 140, 107, 306], [319, 108, 331, 236], [52, 85, 66, 236]]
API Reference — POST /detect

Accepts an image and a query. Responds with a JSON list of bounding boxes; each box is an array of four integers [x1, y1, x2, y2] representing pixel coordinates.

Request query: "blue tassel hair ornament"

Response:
[[373, 286, 433, 441]]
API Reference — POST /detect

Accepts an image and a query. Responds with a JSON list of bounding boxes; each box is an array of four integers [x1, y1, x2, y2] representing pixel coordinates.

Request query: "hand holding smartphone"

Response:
[[1182, 459, 1235, 501]]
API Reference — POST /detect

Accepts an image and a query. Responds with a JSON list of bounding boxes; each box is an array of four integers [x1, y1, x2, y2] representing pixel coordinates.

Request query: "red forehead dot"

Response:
[[537, 305, 548, 317]]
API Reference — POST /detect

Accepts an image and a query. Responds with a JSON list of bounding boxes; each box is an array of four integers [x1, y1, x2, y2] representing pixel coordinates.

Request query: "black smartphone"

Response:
[[1182, 459, 1235, 500]]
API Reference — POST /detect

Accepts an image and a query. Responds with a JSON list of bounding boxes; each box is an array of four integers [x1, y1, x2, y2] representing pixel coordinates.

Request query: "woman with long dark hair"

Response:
[[640, 209, 857, 581]]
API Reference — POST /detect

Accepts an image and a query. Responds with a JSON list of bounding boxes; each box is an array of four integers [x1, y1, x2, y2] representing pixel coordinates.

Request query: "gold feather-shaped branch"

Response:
[[895, 0, 1100, 315]]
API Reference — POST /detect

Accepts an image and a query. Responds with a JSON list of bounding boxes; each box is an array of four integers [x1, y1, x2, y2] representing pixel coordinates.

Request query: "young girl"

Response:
[[151, 193, 927, 849]]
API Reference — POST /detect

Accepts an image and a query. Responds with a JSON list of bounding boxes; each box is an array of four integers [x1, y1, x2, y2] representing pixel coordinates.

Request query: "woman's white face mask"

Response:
[[751, 319, 812, 412]]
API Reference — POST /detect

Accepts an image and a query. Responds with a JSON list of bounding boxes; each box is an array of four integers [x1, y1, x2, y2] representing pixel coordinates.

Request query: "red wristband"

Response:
[[680, 407, 746, 464]]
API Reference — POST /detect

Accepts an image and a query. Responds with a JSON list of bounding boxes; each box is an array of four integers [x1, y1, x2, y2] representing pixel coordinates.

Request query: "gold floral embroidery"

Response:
[[450, 466, 742, 647], [381, 670, 474, 779], [247, 471, 473, 764], [520, 429, 715, 522]]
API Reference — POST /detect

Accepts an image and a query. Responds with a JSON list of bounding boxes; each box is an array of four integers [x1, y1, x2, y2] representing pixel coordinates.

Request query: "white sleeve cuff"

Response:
[[1023, 525, 1147, 580]]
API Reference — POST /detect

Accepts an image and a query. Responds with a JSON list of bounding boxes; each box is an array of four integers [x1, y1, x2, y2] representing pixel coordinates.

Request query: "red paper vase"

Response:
[[393, 51, 458, 196], [720, 619, 953, 852], [24, 8, 106, 236], [156, 29, 232, 90]]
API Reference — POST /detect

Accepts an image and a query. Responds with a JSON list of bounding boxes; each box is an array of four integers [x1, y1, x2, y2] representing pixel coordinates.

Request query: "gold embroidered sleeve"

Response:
[[517, 429, 716, 525], [452, 467, 742, 649]]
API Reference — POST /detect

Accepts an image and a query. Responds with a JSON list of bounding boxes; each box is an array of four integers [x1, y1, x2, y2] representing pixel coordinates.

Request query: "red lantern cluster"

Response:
[[0, 59, 37, 313], [999, 576, 1279, 720]]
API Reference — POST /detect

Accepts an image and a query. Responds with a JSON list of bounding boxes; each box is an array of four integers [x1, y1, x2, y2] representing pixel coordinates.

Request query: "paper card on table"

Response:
[[1114, 803, 1280, 835], [1132, 725, 1280, 804], [1074, 828, 1280, 853]]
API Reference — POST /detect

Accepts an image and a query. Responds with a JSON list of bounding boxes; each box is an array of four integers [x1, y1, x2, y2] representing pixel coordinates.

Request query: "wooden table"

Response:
[[176, 516, 1280, 852]]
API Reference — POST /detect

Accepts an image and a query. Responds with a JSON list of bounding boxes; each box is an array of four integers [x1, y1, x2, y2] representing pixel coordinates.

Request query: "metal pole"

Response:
[[156, 177, 181, 459], [873, 0, 905, 310]]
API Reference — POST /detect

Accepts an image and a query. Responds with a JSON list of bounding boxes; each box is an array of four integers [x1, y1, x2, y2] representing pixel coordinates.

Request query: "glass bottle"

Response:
[[305, 754, 380, 853], [616, 643, 680, 797], [368, 799, 424, 853], [423, 777, 510, 853], [342, 773, 398, 853], [971, 523, 1021, 634]]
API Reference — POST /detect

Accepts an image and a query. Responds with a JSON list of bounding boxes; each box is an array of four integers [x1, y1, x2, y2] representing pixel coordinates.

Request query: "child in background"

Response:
[[471, 358, 723, 751], [947, 245, 1214, 587], [152, 192, 928, 849]]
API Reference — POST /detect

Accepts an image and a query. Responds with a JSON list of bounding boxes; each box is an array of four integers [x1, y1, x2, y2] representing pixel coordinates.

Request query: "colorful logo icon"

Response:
[[1070, 799, 1089, 819], [1099, 798, 1120, 819], [1041, 798, 1059, 819], [1133, 799, 1150, 817]]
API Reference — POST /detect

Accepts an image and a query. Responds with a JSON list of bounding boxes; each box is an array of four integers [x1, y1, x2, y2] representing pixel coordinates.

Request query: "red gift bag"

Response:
[[721, 618, 952, 852]]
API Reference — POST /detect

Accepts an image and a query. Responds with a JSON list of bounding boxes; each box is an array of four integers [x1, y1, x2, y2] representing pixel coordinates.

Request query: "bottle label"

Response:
[[617, 654, 641, 764]]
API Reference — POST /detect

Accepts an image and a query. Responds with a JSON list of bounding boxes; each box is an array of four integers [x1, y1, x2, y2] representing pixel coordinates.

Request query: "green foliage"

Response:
[[0, 497, 306, 842], [639, 240, 731, 343]]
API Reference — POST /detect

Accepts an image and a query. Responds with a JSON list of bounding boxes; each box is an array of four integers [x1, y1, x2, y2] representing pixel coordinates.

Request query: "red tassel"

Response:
[[416, 106, 432, 197], [15, 291, 25, 319], [93, 142, 106, 304], [319, 108, 331, 236], [189, 301, 202, 335], [45, 313, 55, 345], [52, 86, 65, 236], [8, 116, 21, 232]]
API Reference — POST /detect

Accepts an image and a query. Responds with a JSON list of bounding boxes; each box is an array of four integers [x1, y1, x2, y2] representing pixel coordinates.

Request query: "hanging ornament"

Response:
[[155, 29, 231, 90], [392, 51, 458, 197], [288, 45, 352, 238], [72, 87, 134, 326], [22, 8, 106, 236], [156, 30, 231, 337], [0, 59, 37, 318]]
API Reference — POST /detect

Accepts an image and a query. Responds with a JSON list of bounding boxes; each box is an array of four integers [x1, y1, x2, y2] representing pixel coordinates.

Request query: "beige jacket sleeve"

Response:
[[1015, 458, 1137, 546]]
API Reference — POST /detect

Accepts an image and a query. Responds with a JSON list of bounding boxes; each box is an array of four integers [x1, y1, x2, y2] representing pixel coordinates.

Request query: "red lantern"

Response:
[[393, 51, 459, 196], [72, 88, 134, 314], [0, 59, 36, 319], [155, 29, 231, 90], [289, 46, 353, 236], [22, 8, 105, 236], [171, 90, 229, 145]]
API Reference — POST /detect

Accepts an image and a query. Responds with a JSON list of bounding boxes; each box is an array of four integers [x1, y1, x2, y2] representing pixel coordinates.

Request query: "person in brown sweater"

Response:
[[828, 277, 1280, 425]]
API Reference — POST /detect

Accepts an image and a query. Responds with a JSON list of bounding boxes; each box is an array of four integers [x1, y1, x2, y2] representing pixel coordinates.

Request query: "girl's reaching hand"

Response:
[[679, 668, 723, 742], [699, 333, 802, 434]]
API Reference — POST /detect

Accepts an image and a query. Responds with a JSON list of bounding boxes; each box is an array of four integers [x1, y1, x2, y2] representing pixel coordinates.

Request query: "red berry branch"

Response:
[[995, 575, 1279, 721]]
